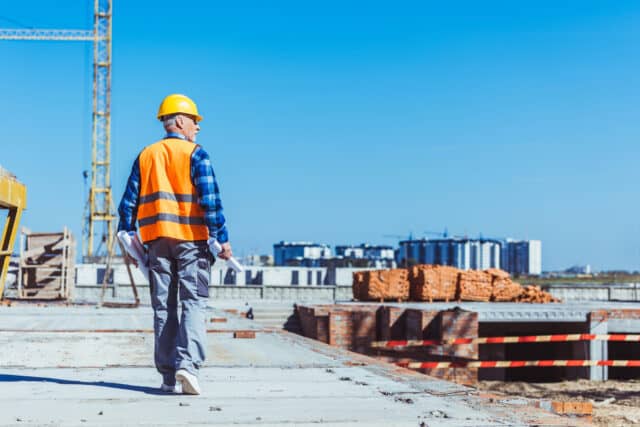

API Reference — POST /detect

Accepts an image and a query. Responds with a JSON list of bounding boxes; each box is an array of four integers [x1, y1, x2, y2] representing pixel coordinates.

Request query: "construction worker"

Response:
[[117, 94, 232, 395]]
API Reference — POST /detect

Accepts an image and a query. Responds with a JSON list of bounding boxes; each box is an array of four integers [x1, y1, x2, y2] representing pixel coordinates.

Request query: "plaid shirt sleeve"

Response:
[[191, 146, 229, 243], [117, 157, 141, 232]]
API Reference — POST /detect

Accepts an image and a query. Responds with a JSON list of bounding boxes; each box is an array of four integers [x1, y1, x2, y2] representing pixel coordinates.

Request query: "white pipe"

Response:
[[208, 238, 244, 273]]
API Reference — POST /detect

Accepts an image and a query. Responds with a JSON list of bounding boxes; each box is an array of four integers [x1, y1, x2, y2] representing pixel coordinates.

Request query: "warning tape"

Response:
[[397, 360, 640, 369], [372, 334, 640, 348]]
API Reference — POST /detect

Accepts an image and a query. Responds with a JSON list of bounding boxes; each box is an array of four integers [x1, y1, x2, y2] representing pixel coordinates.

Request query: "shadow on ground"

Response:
[[0, 373, 167, 395]]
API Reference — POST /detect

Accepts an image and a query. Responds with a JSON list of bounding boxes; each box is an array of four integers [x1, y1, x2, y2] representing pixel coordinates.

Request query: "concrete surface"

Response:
[[0, 304, 585, 426]]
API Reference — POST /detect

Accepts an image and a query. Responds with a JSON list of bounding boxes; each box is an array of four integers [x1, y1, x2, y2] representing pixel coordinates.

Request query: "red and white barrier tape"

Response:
[[372, 334, 640, 348], [396, 360, 640, 369]]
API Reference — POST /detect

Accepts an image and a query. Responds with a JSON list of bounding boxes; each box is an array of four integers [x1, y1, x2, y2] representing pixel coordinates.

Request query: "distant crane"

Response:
[[0, 0, 114, 260], [424, 228, 449, 238], [382, 232, 415, 241]]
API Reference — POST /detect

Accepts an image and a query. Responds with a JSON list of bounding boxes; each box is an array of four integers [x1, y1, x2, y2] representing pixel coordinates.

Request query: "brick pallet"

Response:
[[352, 269, 409, 301], [354, 265, 557, 303], [409, 265, 458, 302]]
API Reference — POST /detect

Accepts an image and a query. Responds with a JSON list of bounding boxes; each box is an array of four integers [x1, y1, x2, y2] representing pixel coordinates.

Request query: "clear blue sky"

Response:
[[1, 1, 639, 271]]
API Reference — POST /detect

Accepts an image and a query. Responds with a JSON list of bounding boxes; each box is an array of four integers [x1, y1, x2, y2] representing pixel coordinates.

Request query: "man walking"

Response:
[[118, 94, 232, 395]]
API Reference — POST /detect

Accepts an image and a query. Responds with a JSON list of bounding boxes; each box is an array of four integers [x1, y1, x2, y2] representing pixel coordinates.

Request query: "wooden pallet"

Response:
[[17, 227, 75, 300]]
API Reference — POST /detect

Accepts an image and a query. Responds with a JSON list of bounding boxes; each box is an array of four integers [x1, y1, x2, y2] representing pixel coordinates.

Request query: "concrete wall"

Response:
[[76, 282, 353, 303], [76, 263, 372, 287], [546, 283, 640, 302]]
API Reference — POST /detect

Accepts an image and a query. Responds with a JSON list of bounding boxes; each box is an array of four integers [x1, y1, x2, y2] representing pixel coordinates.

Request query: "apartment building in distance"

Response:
[[501, 239, 542, 276], [398, 238, 502, 270], [273, 241, 332, 267], [335, 244, 396, 268]]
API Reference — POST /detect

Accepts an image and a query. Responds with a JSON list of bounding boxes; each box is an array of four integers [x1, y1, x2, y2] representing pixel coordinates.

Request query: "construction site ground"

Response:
[[0, 303, 587, 426], [479, 379, 640, 427]]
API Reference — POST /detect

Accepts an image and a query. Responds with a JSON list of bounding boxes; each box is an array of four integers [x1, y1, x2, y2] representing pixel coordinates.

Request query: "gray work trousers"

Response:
[[147, 237, 212, 386]]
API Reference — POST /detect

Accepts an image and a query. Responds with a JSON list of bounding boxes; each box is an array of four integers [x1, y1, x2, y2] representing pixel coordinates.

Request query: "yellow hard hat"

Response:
[[157, 94, 203, 122]]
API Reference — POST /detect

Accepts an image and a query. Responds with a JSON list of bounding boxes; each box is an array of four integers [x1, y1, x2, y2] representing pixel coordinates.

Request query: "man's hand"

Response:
[[125, 253, 139, 268], [217, 242, 233, 260]]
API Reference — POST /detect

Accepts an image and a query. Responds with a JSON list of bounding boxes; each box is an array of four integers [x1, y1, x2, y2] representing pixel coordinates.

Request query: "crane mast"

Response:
[[0, 0, 114, 261]]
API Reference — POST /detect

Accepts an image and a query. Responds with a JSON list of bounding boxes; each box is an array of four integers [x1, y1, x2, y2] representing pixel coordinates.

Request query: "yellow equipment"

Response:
[[0, 167, 27, 300], [157, 94, 203, 122]]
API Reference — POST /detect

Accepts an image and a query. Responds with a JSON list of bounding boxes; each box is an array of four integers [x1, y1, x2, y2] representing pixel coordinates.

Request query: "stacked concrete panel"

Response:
[[409, 265, 459, 302], [352, 269, 409, 301]]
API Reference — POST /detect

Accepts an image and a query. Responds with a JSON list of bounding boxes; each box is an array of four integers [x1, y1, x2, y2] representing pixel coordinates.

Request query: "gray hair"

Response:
[[162, 114, 178, 128]]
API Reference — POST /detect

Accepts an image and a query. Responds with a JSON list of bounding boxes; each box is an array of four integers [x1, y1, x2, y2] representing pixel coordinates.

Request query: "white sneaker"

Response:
[[160, 383, 178, 393], [176, 369, 201, 395]]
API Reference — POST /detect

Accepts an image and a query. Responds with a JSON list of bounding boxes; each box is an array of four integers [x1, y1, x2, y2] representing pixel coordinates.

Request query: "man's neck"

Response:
[[165, 130, 190, 141]]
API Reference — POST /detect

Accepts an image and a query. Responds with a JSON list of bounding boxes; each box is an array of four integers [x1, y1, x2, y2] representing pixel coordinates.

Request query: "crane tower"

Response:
[[0, 0, 114, 260]]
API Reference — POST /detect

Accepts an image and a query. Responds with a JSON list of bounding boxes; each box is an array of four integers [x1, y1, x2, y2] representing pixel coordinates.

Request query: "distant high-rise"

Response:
[[502, 240, 542, 276]]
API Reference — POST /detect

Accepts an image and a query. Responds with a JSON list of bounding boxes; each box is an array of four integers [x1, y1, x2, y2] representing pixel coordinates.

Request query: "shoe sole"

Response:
[[176, 372, 200, 395]]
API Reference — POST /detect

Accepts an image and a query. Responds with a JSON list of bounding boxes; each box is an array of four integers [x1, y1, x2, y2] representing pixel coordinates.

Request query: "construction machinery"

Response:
[[0, 167, 27, 300], [0, 0, 115, 261]]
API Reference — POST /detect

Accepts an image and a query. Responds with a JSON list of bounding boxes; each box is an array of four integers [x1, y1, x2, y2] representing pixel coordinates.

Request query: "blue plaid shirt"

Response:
[[117, 132, 229, 243]]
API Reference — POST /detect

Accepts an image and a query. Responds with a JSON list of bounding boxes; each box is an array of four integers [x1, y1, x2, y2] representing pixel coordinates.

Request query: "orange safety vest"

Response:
[[137, 138, 209, 243]]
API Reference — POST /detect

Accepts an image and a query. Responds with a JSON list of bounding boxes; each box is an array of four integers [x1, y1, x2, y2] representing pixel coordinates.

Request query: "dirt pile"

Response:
[[353, 265, 559, 303]]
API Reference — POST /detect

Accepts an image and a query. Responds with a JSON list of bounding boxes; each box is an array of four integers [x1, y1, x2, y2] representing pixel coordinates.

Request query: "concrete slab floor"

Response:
[[0, 305, 585, 426]]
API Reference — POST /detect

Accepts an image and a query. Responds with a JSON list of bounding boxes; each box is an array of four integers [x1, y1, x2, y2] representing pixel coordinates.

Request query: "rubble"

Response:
[[516, 285, 560, 303]]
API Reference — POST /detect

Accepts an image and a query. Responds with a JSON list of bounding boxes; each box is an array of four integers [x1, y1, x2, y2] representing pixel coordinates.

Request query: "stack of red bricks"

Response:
[[352, 269, 410, 301], [409, 265, 458, 302], [353, 265, 558, 303], [297, 304, 480, 385], [457, 270, 493, 301], [486, 268, 523, 301], [297, 304, 378, 353]]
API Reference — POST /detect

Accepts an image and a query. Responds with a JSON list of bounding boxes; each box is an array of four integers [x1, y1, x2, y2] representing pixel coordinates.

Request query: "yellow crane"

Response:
[[0, 0, 114, 260]]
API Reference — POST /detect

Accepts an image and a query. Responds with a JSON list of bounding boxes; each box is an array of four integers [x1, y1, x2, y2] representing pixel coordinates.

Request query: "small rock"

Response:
[[256, 417, 262, 421], [16, 418, 22, 422], [98, 411, 103, 415], [339, 376, 352, 381], [624, 415, 640, 424], [429, 410, 448, 418], [325, 368, 334, 374], [179, 402, 190, 407], [355, 381, 368, 386], [209, 406, 222, 412], [394, 397, 414, 404]]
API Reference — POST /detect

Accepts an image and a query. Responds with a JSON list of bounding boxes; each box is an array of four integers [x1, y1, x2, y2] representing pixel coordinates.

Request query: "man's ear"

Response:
[[175, 115, 184, 129]]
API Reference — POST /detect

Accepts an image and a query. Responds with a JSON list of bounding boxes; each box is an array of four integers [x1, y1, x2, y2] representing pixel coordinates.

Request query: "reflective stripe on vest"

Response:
[[137, 138, 209, 243]]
